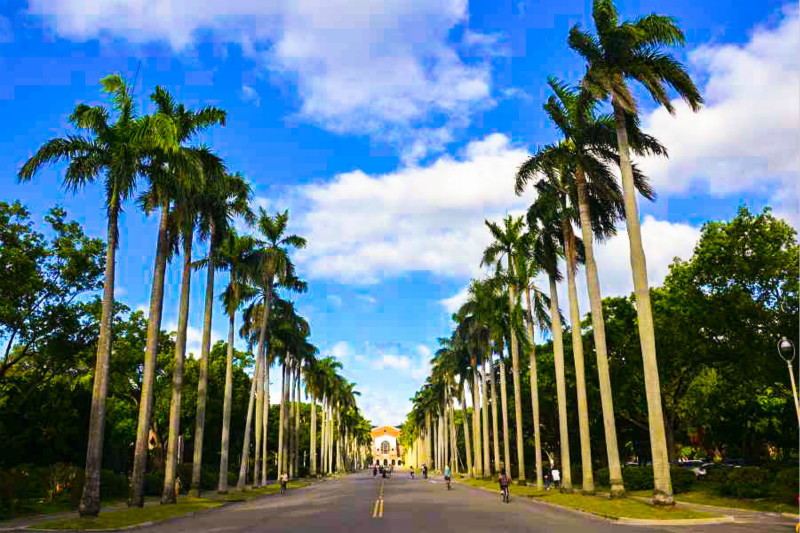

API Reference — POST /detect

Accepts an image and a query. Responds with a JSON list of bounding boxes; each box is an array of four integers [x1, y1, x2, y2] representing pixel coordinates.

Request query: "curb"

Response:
[[456, 481, 737, 526], [23, 481, 318, 533], [631, 496, 800, 522]]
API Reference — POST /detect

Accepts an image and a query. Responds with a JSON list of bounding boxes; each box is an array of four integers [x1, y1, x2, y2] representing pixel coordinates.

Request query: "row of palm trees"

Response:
[[19, 75, 370, 516], [406, 0, 702, 505]]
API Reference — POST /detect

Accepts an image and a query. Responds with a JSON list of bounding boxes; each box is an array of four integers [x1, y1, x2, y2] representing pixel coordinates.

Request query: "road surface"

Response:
[[140, 472, 796, 533]]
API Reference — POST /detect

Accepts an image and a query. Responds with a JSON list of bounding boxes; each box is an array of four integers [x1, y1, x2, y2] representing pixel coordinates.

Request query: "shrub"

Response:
[[595, 468, 610, 487], [143, 471, 164, 497], [670, 466, 696, 494], [99, 470, 128, 501], [622, 466, 654, 491], [704, 466, 732, 484], [771, 467, 799, 504], [716, 467, 770, 499]]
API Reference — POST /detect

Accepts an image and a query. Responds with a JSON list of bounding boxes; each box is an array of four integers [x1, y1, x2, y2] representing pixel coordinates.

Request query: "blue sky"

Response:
[[1, 0, 797, 426]]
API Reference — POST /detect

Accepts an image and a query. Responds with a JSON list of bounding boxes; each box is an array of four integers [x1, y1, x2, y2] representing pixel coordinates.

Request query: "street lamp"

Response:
[[777, 337, 800, 425]]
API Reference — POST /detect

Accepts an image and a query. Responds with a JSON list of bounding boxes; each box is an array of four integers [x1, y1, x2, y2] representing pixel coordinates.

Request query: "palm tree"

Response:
[[518, 78, 665, 496], [216, 230, 259, 493], [190, 173, 252, 497], [129, 88, 226, 507], [569, 0, 703, 504], [527, 211, 572, 490], [482, 216, 528, 481], [18, 73, 177, 516]]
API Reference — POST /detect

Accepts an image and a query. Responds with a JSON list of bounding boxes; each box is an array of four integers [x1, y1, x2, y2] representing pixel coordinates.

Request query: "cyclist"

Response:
[[410, 466, 415, 479], [422, 464, 428, 479], [444, 464, 452, 490], [280, 472, 289, 495], [498, 468, 510, 503]]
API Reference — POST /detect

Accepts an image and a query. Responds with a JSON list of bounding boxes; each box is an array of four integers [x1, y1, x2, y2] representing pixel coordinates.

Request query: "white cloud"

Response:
[[329, 340, 353, 363], [292, 133, 532, 283], [30, 0, 496, 159], [165, 322, 228, 359], [240, 84, 260, 107], [637, 8, 799, 224], [356, 294, 377, 305], [440, 285, 470, 314], [327, 294, 342, 307], [372, 354, 412, 371]]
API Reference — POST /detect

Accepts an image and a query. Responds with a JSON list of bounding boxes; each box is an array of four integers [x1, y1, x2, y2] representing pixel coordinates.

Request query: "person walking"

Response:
[[551, 467, 561, 490]]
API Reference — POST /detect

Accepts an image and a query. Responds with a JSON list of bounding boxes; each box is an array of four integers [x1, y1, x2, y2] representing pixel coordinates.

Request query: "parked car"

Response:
[[675, 460, 707, 478]]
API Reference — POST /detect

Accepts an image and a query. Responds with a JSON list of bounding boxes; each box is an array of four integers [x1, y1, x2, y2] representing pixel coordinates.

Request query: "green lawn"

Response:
[[629, 489, 799, 515], [34, 498, 221, 530], [457, 477, 549, 498], [31, 481, 312, 530], [536, 492, 720, 520]]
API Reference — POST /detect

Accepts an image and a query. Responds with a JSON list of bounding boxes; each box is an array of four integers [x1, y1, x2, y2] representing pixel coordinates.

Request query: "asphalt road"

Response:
[[140, 472, 796, 533]]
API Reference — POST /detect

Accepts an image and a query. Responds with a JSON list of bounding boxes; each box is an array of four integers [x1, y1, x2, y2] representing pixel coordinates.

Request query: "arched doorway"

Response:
[[383, 459, 388, 466], [391, 459, 395, 466]]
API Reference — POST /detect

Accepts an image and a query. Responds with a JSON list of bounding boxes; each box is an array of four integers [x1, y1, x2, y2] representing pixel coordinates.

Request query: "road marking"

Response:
[[372, 500, 379, 518], [372, 479, 385, 519], [379, 498, 384, 517]]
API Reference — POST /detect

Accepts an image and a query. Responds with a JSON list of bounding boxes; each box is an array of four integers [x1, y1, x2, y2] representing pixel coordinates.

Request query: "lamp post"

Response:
[[777, 337, 800, 425]]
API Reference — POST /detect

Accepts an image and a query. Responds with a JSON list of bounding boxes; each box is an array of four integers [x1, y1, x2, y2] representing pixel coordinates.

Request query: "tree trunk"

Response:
[[425, 411, 432, 471], [79, 201, 119, 517], [562, 221, 594, 493], [288, 366, 295, 478], [129, 199, 171, 507], [575, 165, 625, 497], [237, 360, 258, 490], [217, 308, 235, 493], [293, 369, 301, 476], [277, 363, 286, 477], [261, 357, 269, 485], [480, 358, 491, 475], [488, 358, 501, 476], [162, 231, 193, 504], [321, 397, 327, 474], [190, 228, 216, 497], [613, 100, 673, 505], [253, 290, 271, 487], [549, 275, 572, 490], [471, 371, 483, 477], [499, 357, 511, 476], [310, 394, 317, 476], [449, 392, 459, 473], [506, 255, 526, 482], [525, 287, 544, 490], [283, 367, 291, 475]]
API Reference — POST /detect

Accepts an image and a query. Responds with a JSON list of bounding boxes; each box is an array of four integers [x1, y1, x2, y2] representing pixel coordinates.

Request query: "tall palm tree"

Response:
[[190, 173, 252, 497], [518, 78, 665, 496], [216, 230, 259, 493], [129, 88, 226, 507], [18, 74, 177, 517], [482, 216, 528, 481], [569, 0, 702, 504], [527, 211, 572, 490]]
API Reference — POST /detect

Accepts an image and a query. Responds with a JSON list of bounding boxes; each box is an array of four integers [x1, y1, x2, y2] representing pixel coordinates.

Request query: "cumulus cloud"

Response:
[[164, 323, 227, 359], [29, 0, 497, 159], [329, 340, 353, 363], [292, 133, 532, 283], [240, 84, 260, 106], [637, 7, 799, 224], [327, 294, 342, 308]]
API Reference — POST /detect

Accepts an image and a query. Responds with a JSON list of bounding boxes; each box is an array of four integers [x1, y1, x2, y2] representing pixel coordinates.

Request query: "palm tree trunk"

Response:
[[162, 231, 194, 504], [449, 392, 459, 473], [129, 199, 171, 507], [253, 293, 271, 487], [489, 358, 500, 476], [562, 221, 594, 493], [283, 369, 291, 475], [506, 255, 526, 482], [277, 363, 286, 477], [499, 356, 511, 476], [461, 388, 475, 476], [480, 359, 491, 475], [261, 358, 269, 485], [79, 200, 119, 517], [288, 367, 295, 478], [524, 287, 544, 490], [217, 309, 235, 493], [190, 227, 216, 497], [237, 359, 258, 490], [310, 394, 317, 476], [293, 370, 301, 476], [425, 411, 432, 470], [575, 165, 625, 497], [549, 275, 572, 490], [470, 372, 483, 477], [613, 101, 673, 505], [321, 397, 327, 474]]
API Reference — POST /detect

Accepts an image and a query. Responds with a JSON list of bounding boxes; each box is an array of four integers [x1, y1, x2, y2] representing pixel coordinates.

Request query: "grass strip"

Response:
[[628, 489, 798, 515], [536, 492, 721, 520], [34, 498, 220, 530]]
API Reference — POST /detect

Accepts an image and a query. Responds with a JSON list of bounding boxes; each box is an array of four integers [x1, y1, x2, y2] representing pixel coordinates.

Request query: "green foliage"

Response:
[[622, 466, 654, 491], [772, 467, 800, 504], [716, 467, 771, 498], [670, 467, 696, 494], [595, 468, 609, 487]]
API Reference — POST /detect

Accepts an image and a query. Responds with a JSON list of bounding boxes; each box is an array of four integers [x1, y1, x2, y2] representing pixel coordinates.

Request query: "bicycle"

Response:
[[445, 476, 451, 490], [501, 485, 509, 503], [280, 482, 287, 495]]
